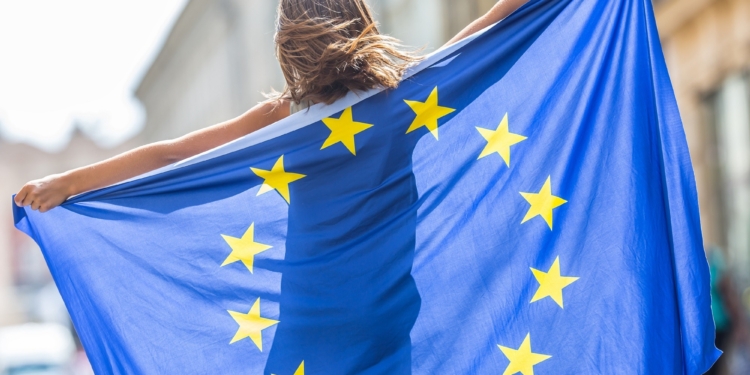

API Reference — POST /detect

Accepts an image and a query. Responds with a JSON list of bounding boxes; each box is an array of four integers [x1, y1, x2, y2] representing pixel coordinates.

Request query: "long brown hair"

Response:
[[273, 0, 422, 105]]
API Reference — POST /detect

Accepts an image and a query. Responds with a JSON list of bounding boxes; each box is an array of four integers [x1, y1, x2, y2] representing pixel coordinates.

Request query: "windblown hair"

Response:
[[273, 0, 422, 105]]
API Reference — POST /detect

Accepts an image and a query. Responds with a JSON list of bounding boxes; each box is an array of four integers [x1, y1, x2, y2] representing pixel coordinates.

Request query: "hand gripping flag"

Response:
[[13, 0, 720, 373]]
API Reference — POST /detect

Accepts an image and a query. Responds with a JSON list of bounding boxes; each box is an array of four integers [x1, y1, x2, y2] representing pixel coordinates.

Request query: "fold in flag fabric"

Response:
[[13, 0, 720, 373]]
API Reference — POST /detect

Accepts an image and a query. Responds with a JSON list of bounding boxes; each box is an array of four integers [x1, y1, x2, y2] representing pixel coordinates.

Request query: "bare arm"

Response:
[[444, 0, 529, 47], [15, 99, 290, 212]]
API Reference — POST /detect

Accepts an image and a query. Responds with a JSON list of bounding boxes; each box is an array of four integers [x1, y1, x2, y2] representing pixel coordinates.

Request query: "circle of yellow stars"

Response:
[[212, 84, 581, 373]]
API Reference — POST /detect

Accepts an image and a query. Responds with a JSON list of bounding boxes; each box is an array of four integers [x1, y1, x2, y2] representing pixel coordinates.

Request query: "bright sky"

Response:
[[0, 0, 188, 152]]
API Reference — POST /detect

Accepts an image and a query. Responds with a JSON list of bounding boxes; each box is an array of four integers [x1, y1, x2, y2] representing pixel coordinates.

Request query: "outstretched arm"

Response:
[[14, 100, 290, 212], [444, 0, 529, 47]]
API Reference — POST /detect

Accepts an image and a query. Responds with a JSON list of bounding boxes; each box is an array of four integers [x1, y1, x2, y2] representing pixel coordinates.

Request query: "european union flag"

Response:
[[13, 0, 720, 373]]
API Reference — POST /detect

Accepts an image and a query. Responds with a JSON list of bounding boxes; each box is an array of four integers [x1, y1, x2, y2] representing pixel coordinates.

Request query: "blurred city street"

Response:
[[1, 0, 749, 374]]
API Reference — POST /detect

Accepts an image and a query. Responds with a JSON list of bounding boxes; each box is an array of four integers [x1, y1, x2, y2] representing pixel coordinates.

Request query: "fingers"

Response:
[[15, 180, 65, 213], [27, 198, 54, 213], [14, 185, 29, 206], [15, 184, 46, 212]]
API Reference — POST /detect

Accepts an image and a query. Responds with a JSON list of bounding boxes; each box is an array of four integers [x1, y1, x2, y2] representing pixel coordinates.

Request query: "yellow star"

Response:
[[251, 155, 306, 204], [476, 113, 527, 166], [498, 334, 551, 375], [227, 298, 279, 351], [321, 107, 373, 155], [272, 361, 304, 375], [520, 176, 567, 230], [293, 362, 305, 375], [404, 86, 456, 140], [530, 256, 579, 308], [220, 223, 272, 274]]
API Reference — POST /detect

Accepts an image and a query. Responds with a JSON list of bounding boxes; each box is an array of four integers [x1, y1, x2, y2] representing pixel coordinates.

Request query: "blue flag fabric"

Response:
[[13, 0, 720, 373]]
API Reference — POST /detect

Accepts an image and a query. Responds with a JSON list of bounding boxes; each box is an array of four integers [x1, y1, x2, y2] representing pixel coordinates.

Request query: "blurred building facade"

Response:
[[135, 0, 282, 142], [655, 0, 750, 285], [0, 132, 131, 325]]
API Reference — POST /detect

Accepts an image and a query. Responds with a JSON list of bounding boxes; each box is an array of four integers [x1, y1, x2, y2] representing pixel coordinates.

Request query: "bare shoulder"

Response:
[[253, 98, 291, 123], [234, 98, 291, 134], [269, 98, 292, 118]]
